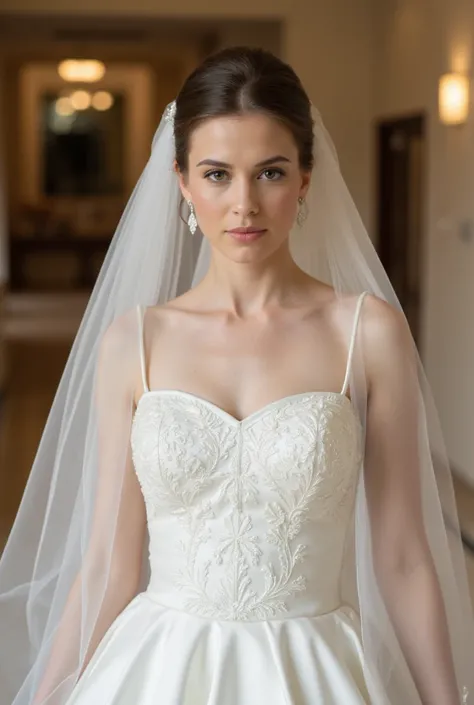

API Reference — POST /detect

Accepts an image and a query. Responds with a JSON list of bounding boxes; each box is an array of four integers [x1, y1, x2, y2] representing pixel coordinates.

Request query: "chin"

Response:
[[225, 239, 287, 265]]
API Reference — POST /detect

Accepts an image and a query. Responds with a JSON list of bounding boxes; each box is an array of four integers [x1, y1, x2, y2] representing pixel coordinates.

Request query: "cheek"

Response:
[[188, 186, 224, 228], [193, 189, 222, 213], [267, 187, 299, 223]]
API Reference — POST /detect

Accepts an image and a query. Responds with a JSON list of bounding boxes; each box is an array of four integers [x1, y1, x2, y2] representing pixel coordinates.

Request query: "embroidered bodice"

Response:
[[130, 389, 363, 622], [130, 292, 367, 622]]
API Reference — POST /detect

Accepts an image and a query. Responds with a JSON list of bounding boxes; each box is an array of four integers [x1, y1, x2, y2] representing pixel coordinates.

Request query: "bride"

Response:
[[0, 46, 472, 705]]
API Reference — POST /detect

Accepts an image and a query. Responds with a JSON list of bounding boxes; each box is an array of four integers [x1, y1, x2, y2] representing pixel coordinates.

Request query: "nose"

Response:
[[231, 178, 259, 217]]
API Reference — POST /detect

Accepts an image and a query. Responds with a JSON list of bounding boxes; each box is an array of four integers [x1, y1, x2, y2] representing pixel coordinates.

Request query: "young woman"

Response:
[[0, 47, 472, 705]]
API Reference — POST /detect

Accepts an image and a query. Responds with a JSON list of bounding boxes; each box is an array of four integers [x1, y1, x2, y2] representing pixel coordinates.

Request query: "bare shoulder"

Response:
[[97, 309, 145, 397], [317, 288, 415, 396], [146, 282, 209, 317], [91, 309, 143, 405], [359, 293, 416, 393], [317, 285, 372, 328], [360, 293, 412, 348], [99, 308, 140, 357], [99, 298, 192, 352], [144, 300, 197, 333]]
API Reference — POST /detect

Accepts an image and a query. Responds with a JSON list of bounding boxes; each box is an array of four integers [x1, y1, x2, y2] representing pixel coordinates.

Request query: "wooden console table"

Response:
[[9, 236, 112, 291]]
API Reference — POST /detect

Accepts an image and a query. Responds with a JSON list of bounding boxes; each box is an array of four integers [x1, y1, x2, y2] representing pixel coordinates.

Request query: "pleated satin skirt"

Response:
[[65, 592, 371, 705]]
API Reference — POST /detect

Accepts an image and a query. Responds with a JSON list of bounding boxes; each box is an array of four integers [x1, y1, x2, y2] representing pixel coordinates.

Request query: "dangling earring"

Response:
[[296, 196, 308, 227], [187, 200, 197, 235]]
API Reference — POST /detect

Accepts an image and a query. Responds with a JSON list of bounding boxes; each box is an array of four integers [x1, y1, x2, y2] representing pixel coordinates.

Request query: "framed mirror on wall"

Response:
[[41, 90, 125, 197], [11, 62, 155, 291], [11, 48, 203, 291], [18, 62, 155, 212]]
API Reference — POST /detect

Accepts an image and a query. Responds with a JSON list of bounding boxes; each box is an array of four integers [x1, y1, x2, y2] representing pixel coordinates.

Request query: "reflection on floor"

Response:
[[0, 340, 71, 541], [0, 293, 85, 539], [1, 336, 474, 610]]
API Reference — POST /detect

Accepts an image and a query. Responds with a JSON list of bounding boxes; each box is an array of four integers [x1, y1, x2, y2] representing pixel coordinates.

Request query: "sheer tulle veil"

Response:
[[0, 91, 472, 705]]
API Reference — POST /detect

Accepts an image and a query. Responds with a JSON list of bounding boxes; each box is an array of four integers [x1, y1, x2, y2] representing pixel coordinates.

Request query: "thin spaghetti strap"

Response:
[[136, 304, 149, 394], [340, 291, 368, 396]]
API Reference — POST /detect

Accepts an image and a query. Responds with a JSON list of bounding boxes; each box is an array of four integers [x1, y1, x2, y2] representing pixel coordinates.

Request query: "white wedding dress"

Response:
[[66, 291, 374, 705]]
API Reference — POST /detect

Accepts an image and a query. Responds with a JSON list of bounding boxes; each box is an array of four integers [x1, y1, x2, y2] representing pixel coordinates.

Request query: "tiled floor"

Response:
[[1, 335, 474, 608]]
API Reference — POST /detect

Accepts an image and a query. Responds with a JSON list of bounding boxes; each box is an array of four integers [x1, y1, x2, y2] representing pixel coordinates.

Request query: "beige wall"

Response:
[[374, 0, 474, 483], [285, 0, 374, 232]]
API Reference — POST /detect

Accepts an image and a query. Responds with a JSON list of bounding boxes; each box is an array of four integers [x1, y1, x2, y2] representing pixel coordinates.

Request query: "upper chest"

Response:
[[139, 308, 350, 418]]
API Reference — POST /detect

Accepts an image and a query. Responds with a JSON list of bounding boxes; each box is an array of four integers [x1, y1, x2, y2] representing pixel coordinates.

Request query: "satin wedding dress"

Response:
[[65, 290, 374, 705]]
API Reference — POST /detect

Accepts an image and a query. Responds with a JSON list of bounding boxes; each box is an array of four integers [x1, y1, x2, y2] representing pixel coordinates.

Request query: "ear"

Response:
[[174, 160, 192, 203], [299, 170, 312, 200]]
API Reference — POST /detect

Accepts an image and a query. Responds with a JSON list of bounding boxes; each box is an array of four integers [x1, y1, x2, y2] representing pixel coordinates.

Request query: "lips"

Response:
[[227, 227, 266, 234], [227, 228, 267, 243]]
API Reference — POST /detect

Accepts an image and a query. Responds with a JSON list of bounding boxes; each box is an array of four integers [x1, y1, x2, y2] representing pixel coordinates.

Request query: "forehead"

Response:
[[188, 112, 298, 162]]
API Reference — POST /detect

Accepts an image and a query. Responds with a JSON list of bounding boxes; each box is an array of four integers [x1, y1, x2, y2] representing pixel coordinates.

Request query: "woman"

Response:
[[0, 46, 472, 705]]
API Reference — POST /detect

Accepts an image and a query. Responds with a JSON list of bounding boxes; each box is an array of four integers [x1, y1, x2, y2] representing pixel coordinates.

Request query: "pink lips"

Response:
[[227, 227, 267, 243]]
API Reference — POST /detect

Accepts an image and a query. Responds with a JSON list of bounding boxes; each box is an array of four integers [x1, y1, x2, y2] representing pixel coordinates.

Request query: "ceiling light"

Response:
[[58, 60, 106, 83]]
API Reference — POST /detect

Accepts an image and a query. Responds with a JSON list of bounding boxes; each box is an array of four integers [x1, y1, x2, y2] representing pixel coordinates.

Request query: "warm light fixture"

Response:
[[58, 59, 106, 83], [55, 96, 75, 117], [70, 90, 92, 111], [92, 91, 114, 111], [439, 73, 470, 125]]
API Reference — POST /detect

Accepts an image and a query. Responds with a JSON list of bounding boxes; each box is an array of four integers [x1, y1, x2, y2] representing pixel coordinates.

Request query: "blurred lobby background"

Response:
[[0, 0, 474, 601]]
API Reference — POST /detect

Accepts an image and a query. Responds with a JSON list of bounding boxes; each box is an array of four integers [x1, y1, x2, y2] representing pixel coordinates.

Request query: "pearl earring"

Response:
[[187, 201, 197, 235]]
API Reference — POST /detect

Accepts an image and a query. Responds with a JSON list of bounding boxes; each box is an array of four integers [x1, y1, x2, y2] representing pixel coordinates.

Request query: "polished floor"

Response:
[[0, 339, 71, 541], [1, 330, 474, 607]]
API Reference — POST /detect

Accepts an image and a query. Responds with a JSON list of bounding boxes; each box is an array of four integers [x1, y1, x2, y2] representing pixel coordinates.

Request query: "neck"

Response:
[[197, 241, 311, 317]]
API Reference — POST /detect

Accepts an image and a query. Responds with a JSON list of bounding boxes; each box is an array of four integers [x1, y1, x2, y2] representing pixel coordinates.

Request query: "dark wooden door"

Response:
[[376, 114, 426, 345]]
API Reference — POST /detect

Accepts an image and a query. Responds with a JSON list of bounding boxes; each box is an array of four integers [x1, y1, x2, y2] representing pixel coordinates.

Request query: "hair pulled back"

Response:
[[173, 46, 314, 174]]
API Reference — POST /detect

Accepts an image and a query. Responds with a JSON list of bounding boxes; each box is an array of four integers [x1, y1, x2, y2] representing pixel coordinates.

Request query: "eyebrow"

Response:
[[196, 155, 291, 168]]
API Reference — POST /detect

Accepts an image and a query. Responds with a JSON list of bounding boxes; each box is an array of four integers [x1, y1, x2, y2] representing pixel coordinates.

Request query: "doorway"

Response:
[[376, 114, 426, 346]]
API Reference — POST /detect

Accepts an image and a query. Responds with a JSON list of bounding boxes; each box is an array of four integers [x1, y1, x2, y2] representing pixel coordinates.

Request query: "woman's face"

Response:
[[177, 112, 311, 264]]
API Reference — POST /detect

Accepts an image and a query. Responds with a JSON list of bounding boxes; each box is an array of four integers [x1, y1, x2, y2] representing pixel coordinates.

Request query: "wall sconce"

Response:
[[57, 60, 106, 83], [439, 73, 470, 125]]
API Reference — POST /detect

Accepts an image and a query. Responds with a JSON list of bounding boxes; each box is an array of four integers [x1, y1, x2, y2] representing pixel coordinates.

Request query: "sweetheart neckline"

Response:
[[133, 388, 357, 427]]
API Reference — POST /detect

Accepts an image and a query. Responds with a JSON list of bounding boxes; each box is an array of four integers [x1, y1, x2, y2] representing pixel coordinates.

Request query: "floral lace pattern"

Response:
[[131, 391, 362, 620]]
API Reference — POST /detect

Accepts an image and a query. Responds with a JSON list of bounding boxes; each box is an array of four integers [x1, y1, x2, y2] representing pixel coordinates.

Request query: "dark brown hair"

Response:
[[174, 46, 314, 174]]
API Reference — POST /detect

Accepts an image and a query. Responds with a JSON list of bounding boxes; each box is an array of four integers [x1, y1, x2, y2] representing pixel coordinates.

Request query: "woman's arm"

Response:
[[33, 314, 147, 704], [363, 295, 460, 705]]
